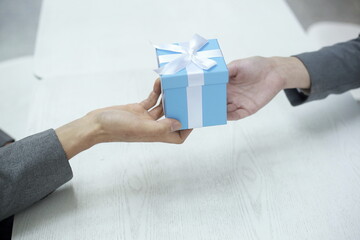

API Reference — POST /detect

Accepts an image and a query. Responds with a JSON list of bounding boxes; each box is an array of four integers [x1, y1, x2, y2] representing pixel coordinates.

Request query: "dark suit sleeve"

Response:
[[0, 129, 73, 221], [284, 35, 360, 106]]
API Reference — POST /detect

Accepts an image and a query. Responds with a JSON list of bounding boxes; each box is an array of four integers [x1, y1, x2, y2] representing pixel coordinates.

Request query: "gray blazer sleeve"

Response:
[[0, 129, 73, 221], [284, 35, 360, 106]]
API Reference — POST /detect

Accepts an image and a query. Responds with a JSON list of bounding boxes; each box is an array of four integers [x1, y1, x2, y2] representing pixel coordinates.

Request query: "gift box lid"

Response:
[[156, 39, 228, 90]]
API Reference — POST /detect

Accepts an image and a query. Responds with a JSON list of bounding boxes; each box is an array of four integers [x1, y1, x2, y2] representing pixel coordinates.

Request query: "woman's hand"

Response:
[[227, 57, 310, 120], [56, 79, 192, 159]]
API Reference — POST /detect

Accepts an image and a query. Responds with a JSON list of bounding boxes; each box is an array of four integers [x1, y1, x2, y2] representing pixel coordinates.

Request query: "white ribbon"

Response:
[[154, 34, 223, 75]]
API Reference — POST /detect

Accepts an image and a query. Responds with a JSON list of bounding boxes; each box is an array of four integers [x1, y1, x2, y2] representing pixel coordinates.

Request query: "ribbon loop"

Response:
[[154, 34, 221, 75], [189, 34, 208, 53]]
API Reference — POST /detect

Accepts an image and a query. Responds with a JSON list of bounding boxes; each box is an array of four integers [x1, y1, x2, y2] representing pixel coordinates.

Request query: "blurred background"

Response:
[[0, 0, 359, 61], [0, 0, 359, 140]]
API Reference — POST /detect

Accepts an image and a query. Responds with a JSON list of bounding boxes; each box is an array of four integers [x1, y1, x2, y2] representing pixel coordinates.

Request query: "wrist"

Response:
[[270, 57, 311, 90], [55, 114, 103, 159]]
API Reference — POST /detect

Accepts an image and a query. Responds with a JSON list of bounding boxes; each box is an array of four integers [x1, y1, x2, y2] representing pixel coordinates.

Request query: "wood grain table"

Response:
[[12, 70, 360, 240], [12, 0, 360, 239]]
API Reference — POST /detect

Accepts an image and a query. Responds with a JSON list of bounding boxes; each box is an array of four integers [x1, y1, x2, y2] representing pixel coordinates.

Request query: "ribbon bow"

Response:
[[154, 34, 223, 75]]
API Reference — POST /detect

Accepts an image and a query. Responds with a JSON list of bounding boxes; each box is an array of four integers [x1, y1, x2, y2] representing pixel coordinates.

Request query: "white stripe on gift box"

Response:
[[186, 62, 204, 128], [186, 85, 203, 129], [186, 62, 204, 86], [179, 42, 213, 129]]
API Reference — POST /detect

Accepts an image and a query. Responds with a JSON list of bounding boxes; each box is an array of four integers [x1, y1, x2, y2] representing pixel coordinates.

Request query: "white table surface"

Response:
[[12, 70, 360, 240], [0, 57, 38, 140], [14, 0, 360, 239], [33, 0, 316, 79]]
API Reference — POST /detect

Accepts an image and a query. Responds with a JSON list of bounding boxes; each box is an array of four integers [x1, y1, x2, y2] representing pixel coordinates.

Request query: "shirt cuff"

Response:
[[0, 129, 14, 147]]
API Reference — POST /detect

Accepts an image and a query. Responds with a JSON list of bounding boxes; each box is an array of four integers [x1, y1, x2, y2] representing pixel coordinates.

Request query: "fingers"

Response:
[[142, 118, 181, 136], [153, 78, 161, 94], [227, 61, 239, 78], [161, 129, 192, 144], [155, 119, 193, 144], [178, 129, 193, 142], [142, 118, 193, 144], [227, 109, 251, 121], [148, 100, 164, 120], [140, 91, 159, 110], [227, 103, 238, 112], [156, 118, 182, 132], [140, 78, 161, 110]]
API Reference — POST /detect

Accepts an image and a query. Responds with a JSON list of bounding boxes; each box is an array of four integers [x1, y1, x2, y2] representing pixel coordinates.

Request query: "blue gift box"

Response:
[[154, 35, 228, 130]]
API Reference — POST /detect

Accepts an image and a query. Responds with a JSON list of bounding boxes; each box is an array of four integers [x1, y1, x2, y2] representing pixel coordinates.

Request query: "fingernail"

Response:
[[171, 121, 182, 131]]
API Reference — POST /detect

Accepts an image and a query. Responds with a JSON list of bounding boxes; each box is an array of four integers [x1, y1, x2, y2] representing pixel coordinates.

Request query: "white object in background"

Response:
[[0, 56, 38, 140], [34, 0, 316, 79], [307, 21, 360, 101]]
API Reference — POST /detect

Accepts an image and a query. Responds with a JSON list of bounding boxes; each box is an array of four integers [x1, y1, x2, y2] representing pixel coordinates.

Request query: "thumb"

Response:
[[157, 118, 182, 132], [227, 60, 239, 78]]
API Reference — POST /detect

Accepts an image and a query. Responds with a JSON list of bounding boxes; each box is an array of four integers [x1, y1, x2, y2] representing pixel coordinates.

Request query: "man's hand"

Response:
[[56, 79, 192, 159], [227, 57, 310, 120]]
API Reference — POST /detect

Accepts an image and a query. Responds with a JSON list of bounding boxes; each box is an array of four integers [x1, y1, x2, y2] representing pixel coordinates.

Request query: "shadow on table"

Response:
[[293, 94, 360, 135]]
